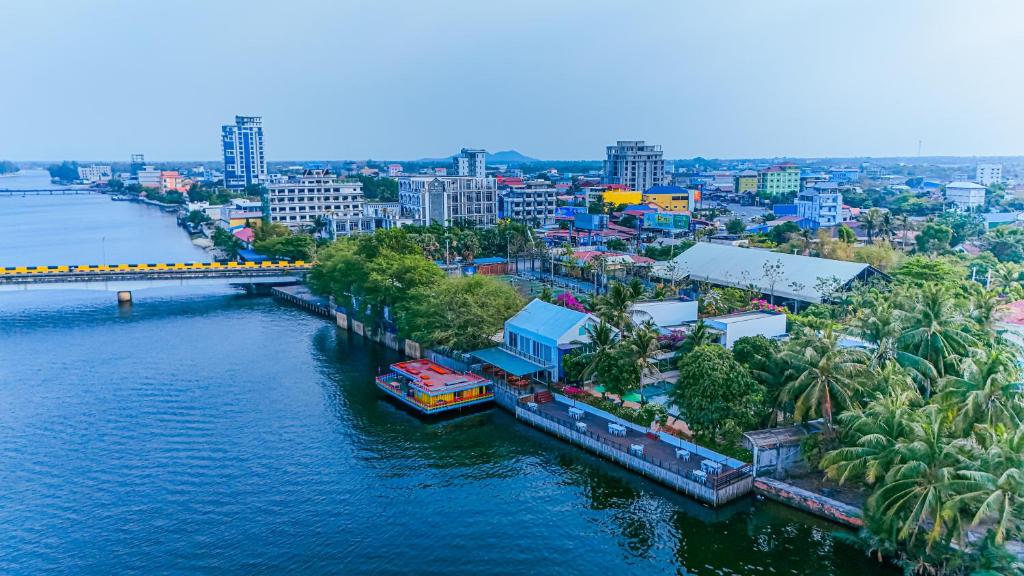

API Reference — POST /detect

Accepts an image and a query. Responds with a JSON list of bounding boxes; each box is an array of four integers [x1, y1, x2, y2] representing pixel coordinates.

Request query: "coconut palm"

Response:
[[649, 283, 669, 300], [779, 327, 872, 428], [574, 321, 618, 393], [897, 284, 980, 397], [935, 348, 1023, 434], [849, 297, 938, 389], [627, 323, 662, 404], [946, 427, 1024, 545], [627, 277, 646, 300], [822, 386, 922, 486], [991, 263, 1021, 297], [677, 319, 714, 359], [596, 282, 636, 330]]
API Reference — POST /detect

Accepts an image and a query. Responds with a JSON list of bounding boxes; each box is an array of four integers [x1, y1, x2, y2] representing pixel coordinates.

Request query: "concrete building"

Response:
[[734, 170, 758, 196], [77, 165, 112, 183], [643, 185, 689, 212], [498, 181, 558, 224], [266, 169, 371, 236], [604, 140, 666, 192], [387, 164, 403, 178], [945, 181, 987, 210], [454, 148, 487, 177], [137, 166, 162, 188], [796, 182, 843, 227], [976, 163, 1003, 186], [364, 201, 406, 229], [160, 171, 189, 193], [398, 175, 498, 227], [705, 311, 787, 348], [828, 167, 861, 184], [757, 164, 801, 198], [221, 115, 267, 190], [219, 198, 264, 228]]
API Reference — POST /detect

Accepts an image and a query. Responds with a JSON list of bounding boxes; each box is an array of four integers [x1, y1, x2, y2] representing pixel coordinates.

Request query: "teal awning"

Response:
[[471, 347, 548, 377]]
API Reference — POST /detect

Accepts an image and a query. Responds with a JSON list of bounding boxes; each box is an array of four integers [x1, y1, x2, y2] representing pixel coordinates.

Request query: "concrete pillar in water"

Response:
[[116, 291, 132, 304]]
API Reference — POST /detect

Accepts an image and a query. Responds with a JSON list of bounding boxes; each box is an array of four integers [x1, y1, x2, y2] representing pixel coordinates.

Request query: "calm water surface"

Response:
[[0, 190, 890, 575]]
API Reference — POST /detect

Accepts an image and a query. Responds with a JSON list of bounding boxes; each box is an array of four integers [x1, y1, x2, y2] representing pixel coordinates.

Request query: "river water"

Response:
[[0, 173, 888, 574]]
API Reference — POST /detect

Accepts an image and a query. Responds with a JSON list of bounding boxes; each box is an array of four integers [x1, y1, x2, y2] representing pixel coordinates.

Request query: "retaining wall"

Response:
[[754, 477, 864, 528]]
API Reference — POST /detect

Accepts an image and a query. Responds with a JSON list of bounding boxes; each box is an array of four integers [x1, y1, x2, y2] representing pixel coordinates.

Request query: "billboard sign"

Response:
[[643, 212, 691, 231]]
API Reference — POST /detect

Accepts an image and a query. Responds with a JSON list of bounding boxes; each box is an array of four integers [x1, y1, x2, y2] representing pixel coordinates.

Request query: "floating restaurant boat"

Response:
[[375, 359, 493, 415]]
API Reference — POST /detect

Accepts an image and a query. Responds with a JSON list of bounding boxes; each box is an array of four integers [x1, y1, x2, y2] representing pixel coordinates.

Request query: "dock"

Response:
[[271, 285, 333, 318]]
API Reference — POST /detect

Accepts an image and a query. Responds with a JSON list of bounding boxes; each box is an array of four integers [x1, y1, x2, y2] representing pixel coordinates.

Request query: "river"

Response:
[[0, 184, 889, 575]]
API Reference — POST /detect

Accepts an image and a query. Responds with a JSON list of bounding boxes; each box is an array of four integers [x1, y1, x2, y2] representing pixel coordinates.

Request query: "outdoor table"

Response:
[[692, 469, 707, 484], [608, 423, 627, 437], [675, 448, 691, 461], [527, 401, 538, 412], [575, 421, 587, 433], [629, 444, 644, 456], [568, 407, 584, 420], [701, 459, 723, 474]]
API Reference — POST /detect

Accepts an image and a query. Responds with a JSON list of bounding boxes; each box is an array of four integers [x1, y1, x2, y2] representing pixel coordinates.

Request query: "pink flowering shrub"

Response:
[[555, 291, 588, 313], [748, 298, 787, 314]]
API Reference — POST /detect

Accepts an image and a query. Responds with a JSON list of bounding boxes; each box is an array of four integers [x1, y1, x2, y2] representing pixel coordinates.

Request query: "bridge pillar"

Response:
[[116, 290, 133, 304]]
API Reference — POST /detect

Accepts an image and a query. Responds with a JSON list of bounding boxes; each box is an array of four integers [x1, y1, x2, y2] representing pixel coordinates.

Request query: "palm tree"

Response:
[[626, 277, 646, 300], [596, 282, 636, 330], [991, 263, 1020, 297], [849, 297, 938, 389], [947, 427, 1024, 544], [575, 321, 618, 395], [870, 405, 965, 550], [779, 327, 872, 428], [935, 348, 1023, 434], [861, 208, 884, 243], [897, 284, 980, 396], [649, 283, 669, 300], [822, 387, 922, 486], [627, 323, 661, 404], [677, 319, 714, 358]]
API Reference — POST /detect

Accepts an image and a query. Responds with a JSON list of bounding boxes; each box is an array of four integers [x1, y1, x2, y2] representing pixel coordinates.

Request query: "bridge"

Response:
[[0, 261, 314, 300], [0, 188, 98, 195]]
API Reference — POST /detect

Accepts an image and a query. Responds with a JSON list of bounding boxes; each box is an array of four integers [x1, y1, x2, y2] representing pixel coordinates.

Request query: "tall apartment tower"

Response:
[[454, 148, 487, 177], [976, 163, 1002, 186], [603, 140, 665, 192], [222, 115, 267, 190]]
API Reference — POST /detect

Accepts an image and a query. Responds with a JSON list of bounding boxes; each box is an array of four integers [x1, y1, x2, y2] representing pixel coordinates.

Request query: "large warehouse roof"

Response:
[[650, 243, 880, 303]]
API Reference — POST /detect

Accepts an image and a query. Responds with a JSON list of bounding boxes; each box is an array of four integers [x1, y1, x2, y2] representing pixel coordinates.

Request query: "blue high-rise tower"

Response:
[[221, 115, 266, 190]]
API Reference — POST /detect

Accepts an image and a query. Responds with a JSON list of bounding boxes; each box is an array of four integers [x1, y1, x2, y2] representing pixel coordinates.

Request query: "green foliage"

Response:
[[254, 234, 316, 261], [891, 256, 967, 288], [185, 210, 211, 226], [47, 161, 79, 183], [0, 160, 19, 174], [354, 174, 398, 202], [768, 221, 801, 245], [643, 241, 693, 261], [397, 275, 524, 352], [211, 227, 243, 259], [671, 344, 763, 444], [916, 222, 953, 253], [605, 238, 628, 251], [725, 218, 746, 235], [982, 227, 1024, 264], [935, 212, 984, 247]]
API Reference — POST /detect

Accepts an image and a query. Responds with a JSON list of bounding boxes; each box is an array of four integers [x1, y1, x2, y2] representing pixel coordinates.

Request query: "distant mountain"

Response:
[[486, 150, 537, 163]]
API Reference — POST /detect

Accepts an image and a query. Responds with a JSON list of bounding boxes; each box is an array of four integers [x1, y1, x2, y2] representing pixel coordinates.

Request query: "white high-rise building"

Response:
[[266, 169, 372, 236], [221, 115, 267, 190], [398, 176, 497, 227], [77, 165, 112, 183], [454, 148, 487, 177], [976, 164, 1002, 186], [796, 182, 843, 227], [604, 140, 666, 192], [945, 181, 987, 211]]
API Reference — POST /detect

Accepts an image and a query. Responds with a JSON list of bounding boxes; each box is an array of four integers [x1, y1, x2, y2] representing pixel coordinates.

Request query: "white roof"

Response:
[[947, 181, 986, 189], [650, 243, 875, 303]]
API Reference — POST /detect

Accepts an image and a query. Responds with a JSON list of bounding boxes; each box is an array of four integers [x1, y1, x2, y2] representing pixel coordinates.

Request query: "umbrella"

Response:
[[622, 392, 643, 403]]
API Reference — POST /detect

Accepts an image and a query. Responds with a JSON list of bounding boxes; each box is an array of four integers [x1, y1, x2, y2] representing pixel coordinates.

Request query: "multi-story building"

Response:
[[796, 182, 843, 227], [976, 164, 1002, 186], [829, 167, 861, 184], [221, 115, 267, 190], [734, 170, 758, 195], [77, 165, 112, 183], [398, 176, 498, 227], [364, 202, 406, 230], [387, 164, 403, 178], [266, 169, 371, 236], [757, 163, 801, 197], [642, 185, 689, 212], [219, 198, 265, 228], [160, 171, 189, 193], [498, 181, 558, 224], [137, 166, 162, 188], [603, 140, 666, 192], [945, 181, 986, 211], [454, 148, 487, 177]]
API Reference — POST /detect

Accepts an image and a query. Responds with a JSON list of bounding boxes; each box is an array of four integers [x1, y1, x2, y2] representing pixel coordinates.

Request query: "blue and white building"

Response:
[[222, 115, 267, 190], [472, 299, 606, 382], [796, 182, 843, 227]]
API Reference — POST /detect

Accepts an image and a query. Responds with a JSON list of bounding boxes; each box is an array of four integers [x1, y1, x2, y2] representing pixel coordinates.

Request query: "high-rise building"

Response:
[[498, 180, 558, 224], [757, 163, 801, 197], [976, 164, 1002, 186], [603, 140, 665, 192], [398, 176, 498, 227], [266, 169, 372, 236], [796, 182, 843, 227], [454, 148, 487, 177], [221, 115, 267, 190]]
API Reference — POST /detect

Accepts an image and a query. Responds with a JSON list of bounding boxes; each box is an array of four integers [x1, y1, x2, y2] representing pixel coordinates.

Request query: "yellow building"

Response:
[[642, 185, 689, 212], [735, 171, 758, 195], [600, 189, 643, 206]]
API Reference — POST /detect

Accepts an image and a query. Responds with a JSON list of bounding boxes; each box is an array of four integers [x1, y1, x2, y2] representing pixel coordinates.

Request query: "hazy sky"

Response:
[[2, 0, 1022, 161]]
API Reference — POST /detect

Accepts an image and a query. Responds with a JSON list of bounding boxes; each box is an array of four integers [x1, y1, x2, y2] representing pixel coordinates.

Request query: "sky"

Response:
[[1, 0, 1022, 161]]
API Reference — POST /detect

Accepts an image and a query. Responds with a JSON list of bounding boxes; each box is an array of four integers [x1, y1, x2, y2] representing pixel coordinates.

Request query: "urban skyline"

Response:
[[2, 0, 1023, 160]]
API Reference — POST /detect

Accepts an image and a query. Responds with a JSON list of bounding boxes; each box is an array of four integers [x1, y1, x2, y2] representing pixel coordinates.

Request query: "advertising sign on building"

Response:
[[643, 211, 691, 230]]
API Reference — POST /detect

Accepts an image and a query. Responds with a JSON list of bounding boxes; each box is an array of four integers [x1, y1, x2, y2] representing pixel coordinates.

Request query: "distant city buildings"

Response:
[[387, 164, 403, 178], [603, 140, 665, 192], [976, 163, 1002, 186], [945, 181, 986, 211], [221, 115, 267, 190], [266, 169, 371, 236], [642, 185, 690, 212], [757, 163, 801, 197], [137, 166, 162, 188], [498, 180, 558, 224], [398, 175, 498, 227], [796, 182, 843, 227], [734, 170, 758, 196], [454, 148, 487, 177], [77, 165, 112, 183], [160, 171, 189, 192], [828, 167, 861, 184]]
